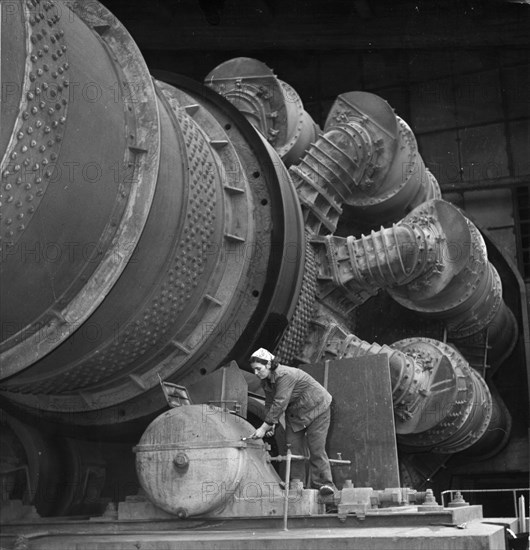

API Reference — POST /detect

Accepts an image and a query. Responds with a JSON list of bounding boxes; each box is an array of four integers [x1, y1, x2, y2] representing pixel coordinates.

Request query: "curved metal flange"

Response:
[[164, 74, 307, 369]]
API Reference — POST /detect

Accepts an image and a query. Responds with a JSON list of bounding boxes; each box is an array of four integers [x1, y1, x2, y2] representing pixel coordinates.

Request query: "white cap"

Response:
[[250, 348, 275, 362]]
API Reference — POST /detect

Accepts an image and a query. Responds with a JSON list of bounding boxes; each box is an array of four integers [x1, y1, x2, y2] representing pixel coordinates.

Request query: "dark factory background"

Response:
[[96, 0, 530, 515]]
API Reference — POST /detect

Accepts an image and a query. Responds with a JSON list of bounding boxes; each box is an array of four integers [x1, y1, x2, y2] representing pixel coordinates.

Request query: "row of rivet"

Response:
[[1, 0, 68, 248]]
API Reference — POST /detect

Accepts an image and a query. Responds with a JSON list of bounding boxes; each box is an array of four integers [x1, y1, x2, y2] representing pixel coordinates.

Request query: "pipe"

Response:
[[283, 446, 292, 531], [290, 92, 440, 235], [311, 199, 518, 369], [301, 314, 511, 456], [207, 68, 441, 235], [205, 57, 321, 167]]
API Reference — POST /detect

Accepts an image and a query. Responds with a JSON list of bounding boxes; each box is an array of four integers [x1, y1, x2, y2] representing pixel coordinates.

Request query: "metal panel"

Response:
[[509, 120, 530, 177], [454, 70, 503, 126], [187, 362, 248, 418], [502, 64, 530, 120], [450, 50, 499, 75], [410, 77, 457, 133], [319, 52, 363, 98], [409, 51, 454, 82], [463, 189, 513, 229], [302, 355, 399, 490], [362, 51, 408, 89], [459, 123, 510, 182]]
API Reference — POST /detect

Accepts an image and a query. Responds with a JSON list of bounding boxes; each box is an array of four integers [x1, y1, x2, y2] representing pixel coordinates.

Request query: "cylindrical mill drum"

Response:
[[0, 1, 306, 429], [134, 405, 280, 517]]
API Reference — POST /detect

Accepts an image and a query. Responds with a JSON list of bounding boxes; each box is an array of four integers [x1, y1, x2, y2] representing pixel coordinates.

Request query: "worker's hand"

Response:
[[250, 426, 268, 439], [265, 425, 276, 438]]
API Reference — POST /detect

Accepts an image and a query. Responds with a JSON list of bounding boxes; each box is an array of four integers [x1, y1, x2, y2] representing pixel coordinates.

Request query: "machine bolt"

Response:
[[175, 507, 188, 519], [423, 488, 438, 505], [173, 452, 190, 470], [448, 491, 469, 508]]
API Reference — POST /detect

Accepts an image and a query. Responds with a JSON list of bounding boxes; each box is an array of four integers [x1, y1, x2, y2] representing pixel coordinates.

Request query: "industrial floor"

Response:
[[0, 524, 509, 550], [1, 513, 523, 550]]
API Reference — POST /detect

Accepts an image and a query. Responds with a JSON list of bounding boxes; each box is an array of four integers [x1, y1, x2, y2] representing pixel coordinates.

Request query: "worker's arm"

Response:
[[250, 421, 274, 439], [251, 374, 296, 439]]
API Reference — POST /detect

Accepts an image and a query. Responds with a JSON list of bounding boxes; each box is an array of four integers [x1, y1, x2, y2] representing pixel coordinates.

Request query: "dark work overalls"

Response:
[[262, 364, 333, 488]]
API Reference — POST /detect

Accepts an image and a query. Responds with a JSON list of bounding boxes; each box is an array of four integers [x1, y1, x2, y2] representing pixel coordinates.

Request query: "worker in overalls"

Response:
[[249, 348, 336, 496]]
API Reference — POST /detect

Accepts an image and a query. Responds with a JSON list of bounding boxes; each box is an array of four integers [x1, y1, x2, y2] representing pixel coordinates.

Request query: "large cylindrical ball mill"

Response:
[[0, 1, 305, 430]]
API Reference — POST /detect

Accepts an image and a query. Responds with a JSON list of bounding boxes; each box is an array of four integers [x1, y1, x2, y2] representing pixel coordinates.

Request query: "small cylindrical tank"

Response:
[[134, 405, 281, 517]]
